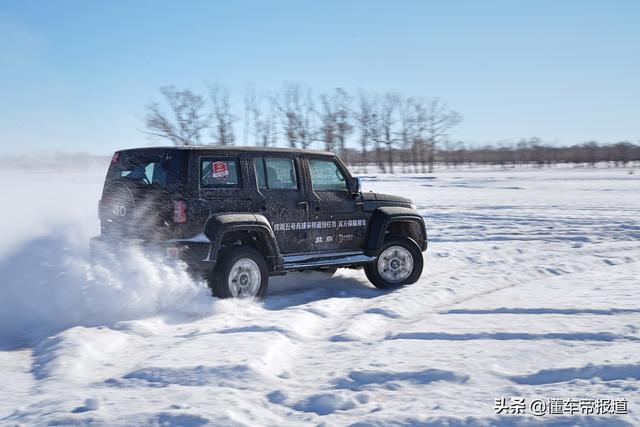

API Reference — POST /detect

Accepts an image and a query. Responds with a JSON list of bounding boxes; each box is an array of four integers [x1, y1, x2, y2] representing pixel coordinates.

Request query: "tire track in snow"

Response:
[[53, 240, 637, 422], [324, 241, 640, 344], [258, 241, 640, 420]]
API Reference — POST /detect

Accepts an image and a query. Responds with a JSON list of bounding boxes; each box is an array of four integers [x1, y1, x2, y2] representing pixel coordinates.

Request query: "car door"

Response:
[[195, 152, 253, 221], [306, 156, 367, 252], [251, 154, 312, 254]]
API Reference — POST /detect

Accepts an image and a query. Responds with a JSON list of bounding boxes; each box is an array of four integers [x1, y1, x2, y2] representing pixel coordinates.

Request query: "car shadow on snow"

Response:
[[263, 271, 388, 311]]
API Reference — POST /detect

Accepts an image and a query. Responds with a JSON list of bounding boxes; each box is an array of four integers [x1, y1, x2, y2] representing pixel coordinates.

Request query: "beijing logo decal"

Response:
[[211, 161, 229, 183]]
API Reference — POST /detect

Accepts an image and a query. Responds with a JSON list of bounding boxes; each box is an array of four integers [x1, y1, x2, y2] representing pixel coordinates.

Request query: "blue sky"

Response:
[[1, 0, 638, 155]]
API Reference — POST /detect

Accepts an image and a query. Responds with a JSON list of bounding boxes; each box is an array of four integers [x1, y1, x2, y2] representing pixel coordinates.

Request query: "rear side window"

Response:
[[120, 161, 167, 185], [200, 158, 240, 188], [309, 158, 348, 191], [107, 150, 185, 187], [255, 157, 297, 190]]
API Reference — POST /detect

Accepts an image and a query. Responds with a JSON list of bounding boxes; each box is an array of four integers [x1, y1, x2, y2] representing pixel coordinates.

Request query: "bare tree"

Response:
[[245, 86, 278, 147], [397, 96, 418, 172], [411, 100, 429, 172], [334, 88, 353, 160], [145, 86, 208, 145], [277, 83, 316, 149], [369, 107, 384, 173], [317, 88, 353, 155], [352, 91, 377, 172], [318, 93, 338, 152], [422, 98, 462, 172], [242, 84, 253, 146], [611, 141, 635, 167], [379, 93, 400, 173], [209, 84, 235, 146], [143, 83, 482, 171]]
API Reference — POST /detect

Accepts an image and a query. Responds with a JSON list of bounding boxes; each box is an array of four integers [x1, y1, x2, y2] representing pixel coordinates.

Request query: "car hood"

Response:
[[362, 192, 412, 205]]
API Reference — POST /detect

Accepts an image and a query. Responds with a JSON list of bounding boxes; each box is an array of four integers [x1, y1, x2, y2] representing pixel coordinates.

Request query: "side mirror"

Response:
[[352, 177, 361, 195]]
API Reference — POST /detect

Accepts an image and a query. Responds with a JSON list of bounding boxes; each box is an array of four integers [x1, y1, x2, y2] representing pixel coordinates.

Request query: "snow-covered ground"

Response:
[[0, 164, 639, 426]]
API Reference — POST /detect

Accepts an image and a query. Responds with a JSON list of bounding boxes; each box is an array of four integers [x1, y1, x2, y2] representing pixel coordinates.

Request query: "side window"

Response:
[[200, 158, 240, 188], [120, 161, 167, 185], [144, 163, 154, 183], [309, 158, 348, 191], [255, 157, 298, 190]]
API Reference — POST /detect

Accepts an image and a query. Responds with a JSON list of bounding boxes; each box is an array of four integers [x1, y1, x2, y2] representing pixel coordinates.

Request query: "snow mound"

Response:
[[0, 227, 214, 348], [293, 391, 359, 415], [32, 326, 128, 381], [121, 364, 262, 388]]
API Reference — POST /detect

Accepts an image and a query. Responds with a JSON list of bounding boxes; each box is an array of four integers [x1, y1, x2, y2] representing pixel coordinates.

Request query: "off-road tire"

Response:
[[365, 235, 423, 289], [211, 246, 269, 299]]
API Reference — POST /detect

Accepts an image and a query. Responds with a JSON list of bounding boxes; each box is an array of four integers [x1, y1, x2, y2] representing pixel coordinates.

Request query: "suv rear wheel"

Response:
[[365, 236, 423, 289], [211, 246, 269, 299]]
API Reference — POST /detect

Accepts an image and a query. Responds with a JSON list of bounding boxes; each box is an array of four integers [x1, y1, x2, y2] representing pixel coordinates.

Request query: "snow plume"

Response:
[[0, 225, 214, 347]]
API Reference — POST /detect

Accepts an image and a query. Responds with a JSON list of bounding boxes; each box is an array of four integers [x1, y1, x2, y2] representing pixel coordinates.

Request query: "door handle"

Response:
[[297, 201, 309, 211], [355, 202, 365, 210]]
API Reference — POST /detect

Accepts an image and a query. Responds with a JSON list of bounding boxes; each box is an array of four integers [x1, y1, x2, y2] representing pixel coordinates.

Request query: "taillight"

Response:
[[166, 247, 179, 258], [173, 200, 187, 223], [111, 152, 120, 164]]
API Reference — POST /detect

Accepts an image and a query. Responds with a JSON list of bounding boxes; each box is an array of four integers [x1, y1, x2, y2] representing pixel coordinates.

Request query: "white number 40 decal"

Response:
[[112, 205, 127, 217]]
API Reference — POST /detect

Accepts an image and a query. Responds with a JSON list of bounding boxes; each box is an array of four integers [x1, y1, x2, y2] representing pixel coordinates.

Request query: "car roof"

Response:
[[117, 146, 336, 157]]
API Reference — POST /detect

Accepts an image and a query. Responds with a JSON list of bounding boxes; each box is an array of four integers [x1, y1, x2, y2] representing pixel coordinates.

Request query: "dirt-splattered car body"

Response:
[[91, 146, 427, 297]]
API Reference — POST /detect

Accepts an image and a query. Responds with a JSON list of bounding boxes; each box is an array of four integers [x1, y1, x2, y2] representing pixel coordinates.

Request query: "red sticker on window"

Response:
[[211, 161, 229, 183]]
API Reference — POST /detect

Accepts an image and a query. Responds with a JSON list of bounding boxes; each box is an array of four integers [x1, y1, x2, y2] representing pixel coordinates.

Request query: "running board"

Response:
[[281, 251, 376, 271]]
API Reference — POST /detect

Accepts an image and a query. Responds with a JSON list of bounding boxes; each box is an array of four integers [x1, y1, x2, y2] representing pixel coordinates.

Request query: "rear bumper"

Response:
[[90, 235, 216, 273]]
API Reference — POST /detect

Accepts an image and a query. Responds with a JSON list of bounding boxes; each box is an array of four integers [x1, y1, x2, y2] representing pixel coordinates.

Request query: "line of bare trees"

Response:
[[144, 83, 462, 173], [435, 138, 640, 169], [144, 84, 639, 172], [344, 139, 640, 170]]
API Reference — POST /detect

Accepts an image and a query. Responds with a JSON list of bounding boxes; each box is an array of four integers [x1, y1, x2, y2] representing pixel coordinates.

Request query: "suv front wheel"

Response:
[[211, 246, 269, 299], [365, 236, 423, 289]]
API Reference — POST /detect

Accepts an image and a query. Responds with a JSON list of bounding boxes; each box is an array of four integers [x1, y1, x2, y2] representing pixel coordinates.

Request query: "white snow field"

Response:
[[0, 162, 639, 426]]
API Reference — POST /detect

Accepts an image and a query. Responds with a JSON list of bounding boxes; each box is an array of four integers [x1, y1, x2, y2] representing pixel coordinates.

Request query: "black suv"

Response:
[[91, 147, 427, 298]]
